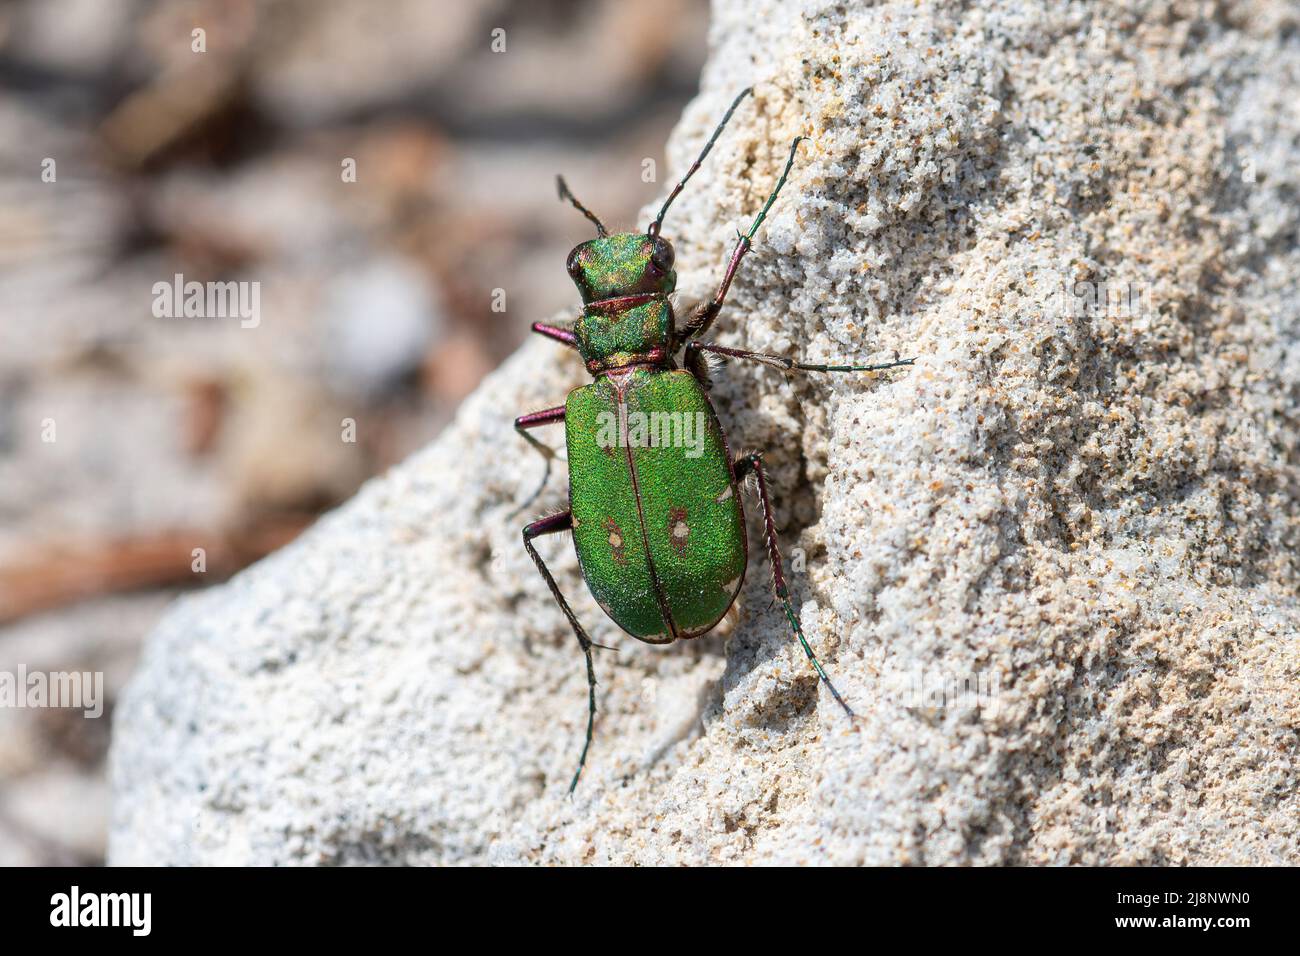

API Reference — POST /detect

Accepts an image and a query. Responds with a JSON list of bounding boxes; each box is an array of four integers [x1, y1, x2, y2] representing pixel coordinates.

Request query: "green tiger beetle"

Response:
[[514, 88, 913, 791]]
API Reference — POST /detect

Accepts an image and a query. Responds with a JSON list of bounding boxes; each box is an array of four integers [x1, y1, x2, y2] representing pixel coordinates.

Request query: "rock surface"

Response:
[[110, 0, 1300, 864]]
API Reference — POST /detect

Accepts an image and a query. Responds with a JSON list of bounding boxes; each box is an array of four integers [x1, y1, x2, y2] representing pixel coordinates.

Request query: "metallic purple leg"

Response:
[[509, 404, 566, 519], [734, 452, 856, 719], [532, 322, 578, 348], [676, 236, 750, 344], [522, 510, 598, 791], [677, 136, 804, 345], [687, 341, 914, 376]]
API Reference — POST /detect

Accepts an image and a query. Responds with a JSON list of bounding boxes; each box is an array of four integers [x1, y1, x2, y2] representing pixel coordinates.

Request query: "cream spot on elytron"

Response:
[[668, 506, 690, 556], [602, 516, 628, 565]]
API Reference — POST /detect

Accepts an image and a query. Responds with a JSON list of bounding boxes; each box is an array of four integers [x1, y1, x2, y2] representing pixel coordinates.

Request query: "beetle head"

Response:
[[565, 232, 676, 304]]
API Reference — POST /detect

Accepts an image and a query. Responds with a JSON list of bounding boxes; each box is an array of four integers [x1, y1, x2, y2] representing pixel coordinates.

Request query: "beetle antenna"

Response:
[[741, 135, 803, 242], [648, 87, 752, 238], [557, 176, 607, 237]]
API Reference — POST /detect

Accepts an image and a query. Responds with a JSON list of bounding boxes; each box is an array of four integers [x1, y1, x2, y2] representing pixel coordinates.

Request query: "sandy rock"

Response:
[[110, 0, 1300, 865]]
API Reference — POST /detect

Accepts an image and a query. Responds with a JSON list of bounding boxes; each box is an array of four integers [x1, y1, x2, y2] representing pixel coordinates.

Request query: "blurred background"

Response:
[[0, 0, 707, 865]]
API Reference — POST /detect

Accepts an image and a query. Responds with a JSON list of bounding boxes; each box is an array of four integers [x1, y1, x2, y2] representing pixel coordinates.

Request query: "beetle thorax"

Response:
[[575, 299, 674, 373]]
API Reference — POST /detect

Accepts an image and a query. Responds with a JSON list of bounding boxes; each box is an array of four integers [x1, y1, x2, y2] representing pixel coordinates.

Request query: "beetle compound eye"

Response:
[[650, 238, 675, 274], [566, 247, 583, 278]]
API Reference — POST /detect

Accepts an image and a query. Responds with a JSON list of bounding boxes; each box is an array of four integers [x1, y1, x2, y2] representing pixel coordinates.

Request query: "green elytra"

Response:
[[515, 88, 914, 791]]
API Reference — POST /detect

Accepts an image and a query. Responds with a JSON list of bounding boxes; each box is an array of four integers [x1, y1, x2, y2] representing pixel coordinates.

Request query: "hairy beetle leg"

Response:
[[687, 341, 915, 377], [523, 510, 600, 792], [677, 136, 805, 345], [733, 452, 856, 721], [508, 404, 567, 519], [531, 321, 578, 349]]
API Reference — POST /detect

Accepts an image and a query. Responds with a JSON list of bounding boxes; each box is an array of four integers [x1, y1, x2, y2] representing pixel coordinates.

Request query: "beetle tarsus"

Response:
[[733, 452, 856, 721], [522, 511, 599, 791], [687, 341, 916, 378]]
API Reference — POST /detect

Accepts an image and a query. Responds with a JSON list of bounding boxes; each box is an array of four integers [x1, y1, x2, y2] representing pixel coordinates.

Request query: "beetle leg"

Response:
[[683, 339, 714, 389], [522, 510, 600, 792], [732, 452, 856, 720], [688, 341, 914, 376], [507, 405, 566, 519], [675, 237, 747, 345], [531, 321, 578, 349], [676, 136, 805, 345]]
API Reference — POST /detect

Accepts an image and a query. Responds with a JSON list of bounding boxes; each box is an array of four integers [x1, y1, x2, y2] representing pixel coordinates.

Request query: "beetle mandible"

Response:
[[513, 88, 913, 791]]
